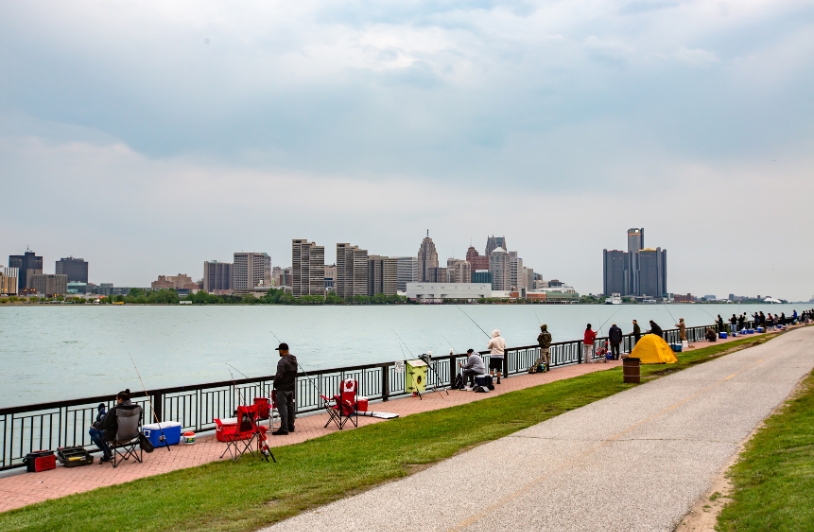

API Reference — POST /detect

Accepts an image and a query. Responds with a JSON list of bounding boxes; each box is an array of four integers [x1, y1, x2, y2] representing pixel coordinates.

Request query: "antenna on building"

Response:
[[426, 229, 429, 237]]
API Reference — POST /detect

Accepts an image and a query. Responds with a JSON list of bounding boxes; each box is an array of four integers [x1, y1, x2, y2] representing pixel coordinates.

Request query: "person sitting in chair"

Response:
[[88, 389, 139, 463], [458, 349, 486, 389]]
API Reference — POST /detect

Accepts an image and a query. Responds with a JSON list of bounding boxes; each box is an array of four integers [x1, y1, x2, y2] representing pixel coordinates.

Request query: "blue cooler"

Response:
[[142, 421, 182, 447], [670, 344, 682, 352], [747, 329, 754, 334], [757, 327, 764, 333], [719, 332, 728, 339]]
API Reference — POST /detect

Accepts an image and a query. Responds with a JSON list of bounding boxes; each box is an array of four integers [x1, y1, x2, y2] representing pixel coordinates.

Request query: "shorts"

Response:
[[489, 357, 504, 371]]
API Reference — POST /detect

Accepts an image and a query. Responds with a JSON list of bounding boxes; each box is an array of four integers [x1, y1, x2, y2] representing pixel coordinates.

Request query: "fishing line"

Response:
[[532, 309, 542, 326], [269, 330, 282, 343], [662, 303, 678, 325], [392, 329, 416, 357], [596, 307, 622, 336], [440, 334, 458, 354], [227, 366, 248, 407], [455, 305, 491, 338], [129, 354, 171, 453]]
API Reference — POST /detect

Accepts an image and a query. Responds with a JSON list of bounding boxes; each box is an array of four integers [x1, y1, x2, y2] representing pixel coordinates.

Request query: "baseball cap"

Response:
[[274, 342, 289, 351]]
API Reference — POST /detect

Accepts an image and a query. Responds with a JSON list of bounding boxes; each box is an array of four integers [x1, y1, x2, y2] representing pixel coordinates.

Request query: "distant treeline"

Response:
[[185, 289, 409, 305]]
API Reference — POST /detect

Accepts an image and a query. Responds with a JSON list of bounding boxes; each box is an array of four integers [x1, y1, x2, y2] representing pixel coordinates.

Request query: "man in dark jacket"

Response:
[[648, 320, 664, 338], [608, 324, 623, 360], [531, 324, 552, 372], [88, 389, 139, 463], [632, 320, 641, 344], [272, 342, 298, 435]]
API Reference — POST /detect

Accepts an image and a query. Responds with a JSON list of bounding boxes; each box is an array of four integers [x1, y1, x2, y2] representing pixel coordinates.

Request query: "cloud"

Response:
[[673, 46, 720, 67]]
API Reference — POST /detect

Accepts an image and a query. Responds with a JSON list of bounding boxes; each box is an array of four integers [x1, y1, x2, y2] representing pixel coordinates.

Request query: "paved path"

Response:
[[261, 327, 813, 532]]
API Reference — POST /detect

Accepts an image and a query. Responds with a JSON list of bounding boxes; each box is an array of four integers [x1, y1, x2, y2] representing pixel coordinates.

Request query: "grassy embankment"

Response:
[[0, 334, 778, 532], [717, 366, 814, 531]]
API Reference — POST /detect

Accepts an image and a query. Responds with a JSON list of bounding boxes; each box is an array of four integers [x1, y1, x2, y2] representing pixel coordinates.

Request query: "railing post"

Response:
[[503, 352, 509, 377], [153, 392, 163, 422], [382, 365, 389, 402]]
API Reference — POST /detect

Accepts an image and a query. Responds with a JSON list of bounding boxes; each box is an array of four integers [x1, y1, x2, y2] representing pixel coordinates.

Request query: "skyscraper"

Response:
[[8, 250, 43, 291], [508, 251, 524, 291], [465, 246, 489, 273], [489, 247, 510, 290], [0, 266, 19, 295], [602, 249, 627, 295], [639, 248, 667, 297], [55, 257, 89, 283], [602, 228, 667, 297], [292, 240, 325, 297], [396, 257, 418, 292], [368, 255, 398, 296], [417, 231, 439, 282], [485, 235, 507, 258], [233, 252, 272, 293], [627, 228, 644, 296], [335, 243, 368, 298], [446, 258, 472, 284], [203, 261, 232, 293]]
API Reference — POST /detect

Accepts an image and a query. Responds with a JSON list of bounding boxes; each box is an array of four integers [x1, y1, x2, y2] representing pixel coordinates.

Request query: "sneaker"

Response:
[[288, 426, 295, 433], [99, 455, 112, 464], [271, 429, 289, 436]]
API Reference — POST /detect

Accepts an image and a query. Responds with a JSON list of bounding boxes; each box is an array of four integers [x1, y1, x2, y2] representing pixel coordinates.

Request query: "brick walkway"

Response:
[[0, 332, 759, 513]]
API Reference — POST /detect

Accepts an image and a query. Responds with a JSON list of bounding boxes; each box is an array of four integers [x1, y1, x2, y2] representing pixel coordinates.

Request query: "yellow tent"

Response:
[[629, 334, 678, 364]]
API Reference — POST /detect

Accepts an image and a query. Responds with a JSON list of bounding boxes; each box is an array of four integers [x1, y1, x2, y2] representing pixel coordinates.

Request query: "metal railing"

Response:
[[0, 322, 727, 470]]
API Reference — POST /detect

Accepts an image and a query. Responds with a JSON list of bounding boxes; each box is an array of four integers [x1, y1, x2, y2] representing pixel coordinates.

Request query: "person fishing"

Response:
[[675, 318, 687, 344], [608, 323, 623, 360], [530, 324, 552, 373], [648, 320, 663, 338], [730, 314, 737, 334], [487, 329, 506, 384], [272, 342, 297, 436], [88, 389, 139, 464], [458, 349, 486, 389], [717, 315, 725, 333], [632, 319, 641, 345], [583, 324, 596, 364]]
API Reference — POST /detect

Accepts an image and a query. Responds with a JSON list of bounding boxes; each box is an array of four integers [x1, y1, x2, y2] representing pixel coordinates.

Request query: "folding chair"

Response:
[[104, 404, 143, 468], [321, 378, 359, 430], [215, 404, 275, 463], [254, 395, 280, 433]]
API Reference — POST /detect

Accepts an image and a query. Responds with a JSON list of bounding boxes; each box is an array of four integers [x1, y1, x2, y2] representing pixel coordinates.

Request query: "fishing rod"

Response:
[[532, 309, 542, 326], [270, 330, 282, 344], [455, 305, 491, 338], [226, 366, 248, 408], [392, 329, 416, 357], [662, 303, 679, 326], [129, 354, 170, 453], [596, 307, 622, 336], [440, 334, 458, 354]]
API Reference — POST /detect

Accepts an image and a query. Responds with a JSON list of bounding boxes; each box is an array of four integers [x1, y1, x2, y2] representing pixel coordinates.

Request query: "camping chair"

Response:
[[321, 378, 359, 430], [104, 404, 143, 468], [215, 404, 275, 463]]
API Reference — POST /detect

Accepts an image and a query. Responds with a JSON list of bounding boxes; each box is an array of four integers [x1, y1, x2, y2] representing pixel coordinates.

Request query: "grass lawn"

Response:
[[717, 367, 814, 531], [0, 334, 778, 532]]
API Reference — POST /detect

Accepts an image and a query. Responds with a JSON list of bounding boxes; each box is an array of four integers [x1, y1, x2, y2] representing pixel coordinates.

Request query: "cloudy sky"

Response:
[[1, 0, 813, 300]]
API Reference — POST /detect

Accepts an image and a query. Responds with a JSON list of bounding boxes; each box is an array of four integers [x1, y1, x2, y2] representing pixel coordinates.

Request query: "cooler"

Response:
[[142, 421, 182, 447], [748, 329, 755, 334], [357, 397, 369, 412], [757, 327, 764, 333], [475, 374, 493, 387], [670, 344, 682, 352], [719, 332, 728, 339], [24, 450, 56, 473]]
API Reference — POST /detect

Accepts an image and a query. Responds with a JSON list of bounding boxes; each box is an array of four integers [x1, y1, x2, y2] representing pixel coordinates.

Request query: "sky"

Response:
[[1, 0, 813, 300]]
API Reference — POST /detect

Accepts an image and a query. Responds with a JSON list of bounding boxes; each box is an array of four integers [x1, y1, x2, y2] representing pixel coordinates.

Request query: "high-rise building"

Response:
[[639, 248, 667, 297], [368, 256, 398, 296], [472, 270, 492, 285], [524, 267, 535, 292], [203, 261, 232, 293], [30, 274, 68, 296], [396, 257, 418, 292], [336, 243, 368, 298], [151, 274, 197, 291], [465, 246, 489, 272], [0, 266, 19, 295], [427, 266, 448, 283], [602, 249, 627, 296], [8, 250, 43, 291], [485, 236, 507, 258], [627, 228, 644, 296], [292, 240, 325, 297], [55, 257, 88, 283], [324, 264, 337, 292], [446, 258, 471, 284], [233, 252, 272, 293], [417, 231, 439, 282], [508, 252, 524, 291], [489, 247, 510, 290]]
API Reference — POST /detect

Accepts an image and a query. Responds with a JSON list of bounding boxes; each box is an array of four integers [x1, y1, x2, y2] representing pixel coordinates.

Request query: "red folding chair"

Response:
[[215, 404, 275, 462], [321, 378, 359, 430]]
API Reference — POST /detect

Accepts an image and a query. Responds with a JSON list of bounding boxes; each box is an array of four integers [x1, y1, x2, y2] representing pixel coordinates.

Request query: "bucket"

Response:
[[183, 431, 196, 444], [623, 358, 641, 384]]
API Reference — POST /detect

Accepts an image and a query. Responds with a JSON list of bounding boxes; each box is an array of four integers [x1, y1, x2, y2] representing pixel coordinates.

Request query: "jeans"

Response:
[[611, 342, 620, 360], [88, 427, 111, 458], [276, 390, 295, 431]]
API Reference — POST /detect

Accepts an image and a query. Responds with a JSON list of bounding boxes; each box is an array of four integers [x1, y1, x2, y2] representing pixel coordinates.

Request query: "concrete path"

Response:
[[261, 327, 814, 532]]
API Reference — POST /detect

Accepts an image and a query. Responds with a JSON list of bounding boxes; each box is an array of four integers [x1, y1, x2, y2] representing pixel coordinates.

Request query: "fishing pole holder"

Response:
[[419, 353, 450, 396]]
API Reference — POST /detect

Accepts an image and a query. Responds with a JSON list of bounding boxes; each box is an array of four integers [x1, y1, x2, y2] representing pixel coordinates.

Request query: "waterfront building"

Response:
[[30, 274, 68, 297], [203, 261, 232, 294], [324, 264, 336, 292], [524, 267, 535, 292], [405, 282, 492, 301], [8, 250, 43, 291], [639, 248, 667, 298], [465, 246, 489, 272], [396, 257, 418, 292], [508, 252, 524, 292], [602, 249, 627, 296], [67, 282, 88, 294], [417, 231, 439, 282], [0, 266, 19, 295], [446, 258, 471, 284], [151, 274, 197, 291], [602, 228, 667, 297], [489, 247, 511, 291], [233, 252, 272, 294], [472, 270, 492, 285], [336, 243, 368, 298], [368, 256, 398, 296], [55, 257, 88, 283], [292, 240, 325, 297], [485, 235, 507, 258], [627, 228, 644, 296]]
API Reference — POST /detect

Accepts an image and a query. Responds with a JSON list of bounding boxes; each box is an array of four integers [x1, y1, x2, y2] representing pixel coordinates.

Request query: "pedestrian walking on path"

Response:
[[583, 324, 596, 364], [531, 324, 552, 372], [608, 323, 623, 360], [487, 329, 506, 384], [272, 342, 297, 436]]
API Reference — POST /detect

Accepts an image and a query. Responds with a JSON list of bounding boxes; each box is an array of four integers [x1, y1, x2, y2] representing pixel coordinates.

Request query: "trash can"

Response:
[[623, 358, 640, 384], [405, 359, 427, 394]]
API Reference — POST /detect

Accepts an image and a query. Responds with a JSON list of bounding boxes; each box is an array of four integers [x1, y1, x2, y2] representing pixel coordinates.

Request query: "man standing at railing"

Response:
[[272, 342, 298, 436], [487, 329, 506, 384], [530, 324, 552, 372], [608, 323, 623, 360], [583, 324, 597, 364], [632, 319, 641, 345]]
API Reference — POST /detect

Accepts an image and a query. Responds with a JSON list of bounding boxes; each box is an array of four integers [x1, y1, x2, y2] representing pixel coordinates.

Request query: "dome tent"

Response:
[[629, 334, 678, 364]]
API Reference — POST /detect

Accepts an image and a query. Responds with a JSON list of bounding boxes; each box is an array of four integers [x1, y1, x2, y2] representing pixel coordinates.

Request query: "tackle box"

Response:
[[24, 450, 56, 473], [57, 446, 94, 467]]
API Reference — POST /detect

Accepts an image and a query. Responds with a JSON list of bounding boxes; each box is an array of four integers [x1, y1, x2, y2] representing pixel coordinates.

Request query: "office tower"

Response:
[[8, 250, 43, 291], [292, 240, 325, 297], [472, 270, 492, 285], [427, 266, 448, 283], [324, 264, 337, 292], [446, 258, 472, 284], [417, 231, 439, 282], [336, 243, 368, 298], [489, 247, 510, 290], [55, 257, 88, 283], [638, 248, 667, 297], [508, 252, 524, 291], [233, 252, 272, 293], [203, 261, 232, 293], [626, 228, 644, 296], [368, 256, 398, 296], [30, 274, 68, 297], [465, 246, 489, 273], [0, 266, 19, 295], [602, 249, 627, 296], [524, 267, 535, 291], [151, 274, 197, 291], [396, 257, 418, 292], [485, 235, 507, 258]]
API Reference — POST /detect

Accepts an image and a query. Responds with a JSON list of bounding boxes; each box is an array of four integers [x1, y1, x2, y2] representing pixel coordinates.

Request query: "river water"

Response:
[[0, 303, 805, 408]]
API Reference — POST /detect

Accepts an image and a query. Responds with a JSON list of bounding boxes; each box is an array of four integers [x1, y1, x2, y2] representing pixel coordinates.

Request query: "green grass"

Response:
[[717, 367, 814, 531], [0, 334, 777, 532]]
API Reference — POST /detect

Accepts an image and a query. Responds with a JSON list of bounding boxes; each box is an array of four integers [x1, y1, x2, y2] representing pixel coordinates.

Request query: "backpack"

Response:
[[452, 374, 464, 390]]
